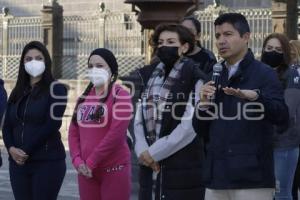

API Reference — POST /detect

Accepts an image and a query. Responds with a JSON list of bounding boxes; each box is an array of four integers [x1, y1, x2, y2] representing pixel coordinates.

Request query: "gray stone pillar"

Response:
[[272, 1, 287, 34], [1, 8, 13, 79], [271, 0, 298, 40], [41, 0, 63, 79], [286, 0, 298, 40]]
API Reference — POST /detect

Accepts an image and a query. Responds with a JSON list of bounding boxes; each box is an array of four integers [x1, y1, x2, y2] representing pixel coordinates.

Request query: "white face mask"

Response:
[[87, 67, 110, 87], [24, 60, 46, 78]]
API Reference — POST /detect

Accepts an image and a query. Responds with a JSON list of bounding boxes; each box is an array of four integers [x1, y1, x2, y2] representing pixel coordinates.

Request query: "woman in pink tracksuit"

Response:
[[68, 48, 133, 200]]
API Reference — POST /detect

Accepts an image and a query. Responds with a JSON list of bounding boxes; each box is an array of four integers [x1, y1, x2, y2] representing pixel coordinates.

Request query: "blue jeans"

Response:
[[274, 147, 299, 200]]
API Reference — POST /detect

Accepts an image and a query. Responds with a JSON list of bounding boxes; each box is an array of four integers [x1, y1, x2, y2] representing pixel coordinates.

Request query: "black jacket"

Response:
[[0, 79, 7, 122], [3, 82, 67, 162], [187, 47, 217, 74], [193, 50, 289, 189], [273, 67, 300, 148], [137, 58, 207, 200]]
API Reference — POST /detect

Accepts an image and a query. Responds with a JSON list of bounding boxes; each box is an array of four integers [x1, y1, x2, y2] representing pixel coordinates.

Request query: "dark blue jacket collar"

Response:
[[221, 49, 255, 84]]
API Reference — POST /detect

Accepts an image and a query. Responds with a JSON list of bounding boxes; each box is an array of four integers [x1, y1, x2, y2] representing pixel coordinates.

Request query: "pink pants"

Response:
[[78, 164, 131, 200]]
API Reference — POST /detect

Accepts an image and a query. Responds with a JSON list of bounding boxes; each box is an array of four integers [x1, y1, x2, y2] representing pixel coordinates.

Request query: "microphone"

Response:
[[210, 62, 223, 102]]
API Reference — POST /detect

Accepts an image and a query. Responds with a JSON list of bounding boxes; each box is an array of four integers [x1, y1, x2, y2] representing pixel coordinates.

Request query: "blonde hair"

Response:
[[289, 40, 300, 64]]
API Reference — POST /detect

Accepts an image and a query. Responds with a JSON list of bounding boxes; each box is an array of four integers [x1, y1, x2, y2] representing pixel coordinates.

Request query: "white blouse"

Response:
[[134, 80, 203, 162]]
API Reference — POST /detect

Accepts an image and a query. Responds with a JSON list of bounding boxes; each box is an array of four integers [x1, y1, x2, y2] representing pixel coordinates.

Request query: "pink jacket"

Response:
[[68, 84, 133, 170]]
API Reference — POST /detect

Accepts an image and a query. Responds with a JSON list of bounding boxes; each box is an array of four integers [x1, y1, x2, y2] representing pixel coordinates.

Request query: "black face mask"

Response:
[[261, 51, 284, 68], [157, 46, 180, 68]]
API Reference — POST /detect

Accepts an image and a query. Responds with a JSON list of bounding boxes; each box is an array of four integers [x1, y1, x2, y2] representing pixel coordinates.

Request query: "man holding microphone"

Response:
[[193, 13, 289, 200]]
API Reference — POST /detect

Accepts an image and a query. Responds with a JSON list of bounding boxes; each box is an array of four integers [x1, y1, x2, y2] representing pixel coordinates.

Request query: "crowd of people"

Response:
[[0, 12, 299, 200]]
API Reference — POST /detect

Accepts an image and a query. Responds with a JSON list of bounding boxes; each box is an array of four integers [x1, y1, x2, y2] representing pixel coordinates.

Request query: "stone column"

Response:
[[286, 0, 298, 40], [1, 8, 13, 79], [41, 0, 63, 79], [272, 1, 286, 33], [272, 0, 298, 39]]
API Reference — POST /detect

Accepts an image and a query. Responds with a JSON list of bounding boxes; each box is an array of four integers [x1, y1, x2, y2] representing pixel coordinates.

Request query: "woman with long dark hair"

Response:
[[68, 48, 133, 200], [261, 33, 300, 200], [2, 41, 68, 200]]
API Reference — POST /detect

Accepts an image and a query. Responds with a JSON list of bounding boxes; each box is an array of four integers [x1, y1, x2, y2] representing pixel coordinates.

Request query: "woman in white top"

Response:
[[134, 24, 207, 200]]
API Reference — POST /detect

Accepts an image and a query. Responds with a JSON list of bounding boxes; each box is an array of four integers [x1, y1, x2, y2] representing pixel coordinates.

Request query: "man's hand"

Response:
[[223, 87, 259, 101], [199, 81, 216, 105], [9, 147, 28, 165]]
